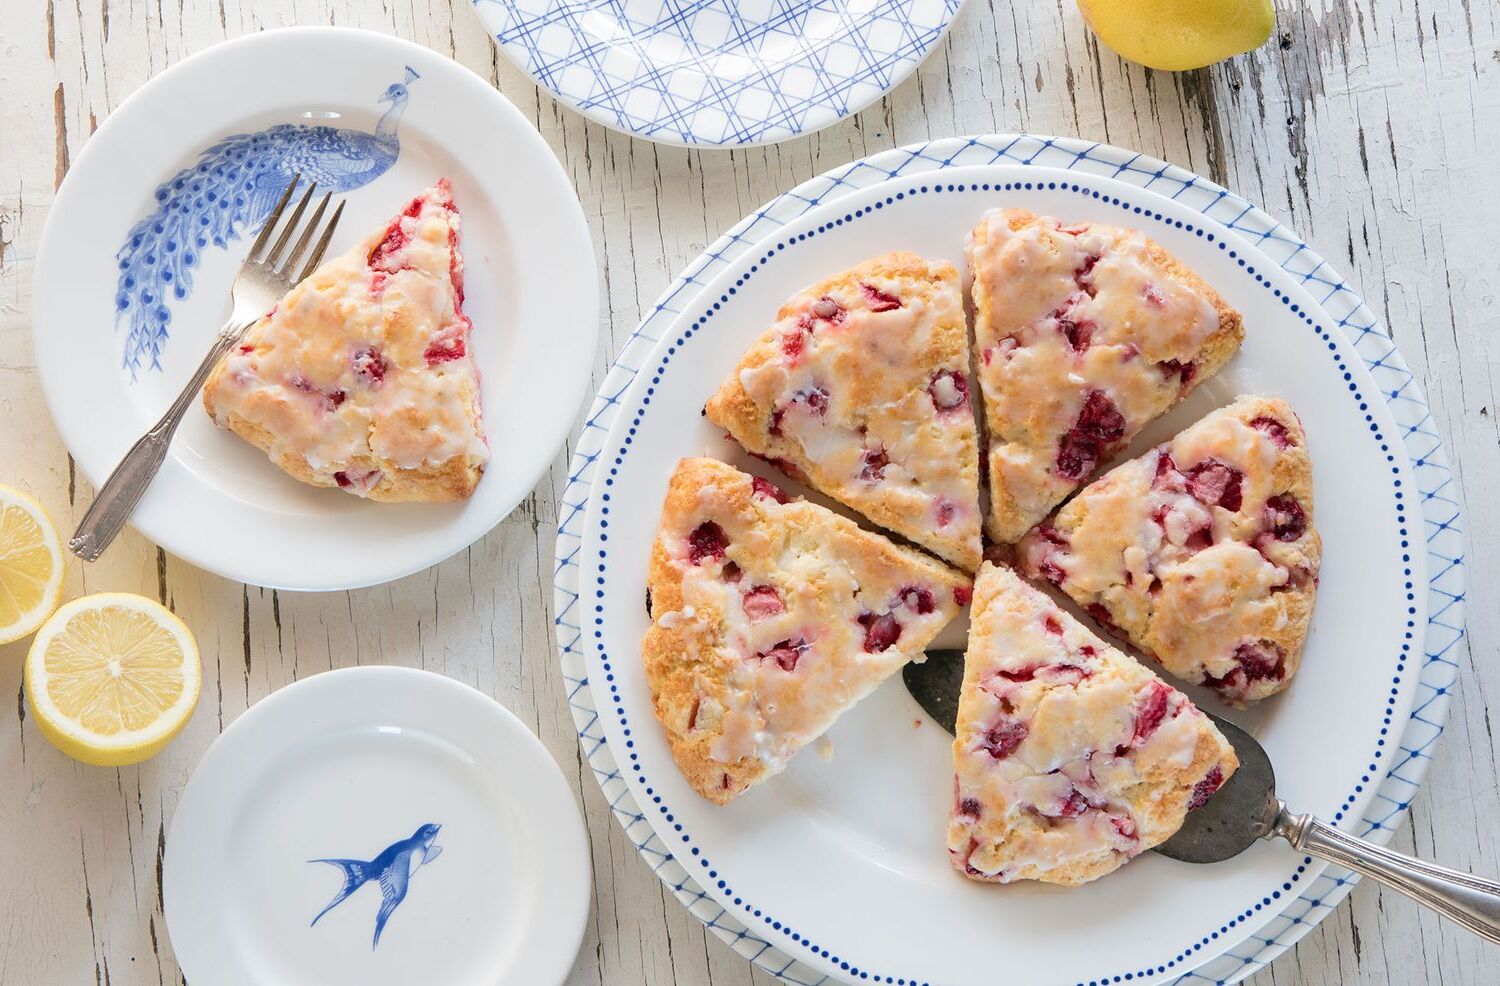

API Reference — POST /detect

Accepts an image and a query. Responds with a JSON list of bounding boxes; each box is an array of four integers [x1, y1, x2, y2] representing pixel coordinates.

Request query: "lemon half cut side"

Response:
[[0, 485, 65, 645], [25, 593, 201, 766]]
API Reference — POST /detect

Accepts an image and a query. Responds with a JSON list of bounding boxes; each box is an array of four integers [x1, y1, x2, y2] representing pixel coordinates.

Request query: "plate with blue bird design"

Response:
[[32, 27, 598, 590], [163, 666, 592, 986]]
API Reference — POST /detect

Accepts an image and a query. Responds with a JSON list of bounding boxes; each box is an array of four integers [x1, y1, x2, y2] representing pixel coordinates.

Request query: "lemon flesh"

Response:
[[26, 593, 201, 766], [1078, 0, 1274, 71], [0, 486, 65, 645]]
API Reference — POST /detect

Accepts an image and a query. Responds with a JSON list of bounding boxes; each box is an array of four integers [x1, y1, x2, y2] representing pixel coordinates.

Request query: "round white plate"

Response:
[[33, 27, 598, 591], [163, 666, 591, 986], [555, 137, 1466, 985], [471, 0, 966, 147]]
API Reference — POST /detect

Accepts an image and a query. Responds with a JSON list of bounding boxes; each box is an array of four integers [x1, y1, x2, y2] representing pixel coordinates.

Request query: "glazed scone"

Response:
[[203, 180, 487, 501], [645, 457, 972, 804], [968, 210, 1243, 542], [704, 252, 982, 571], [1016, 396, 1320, 705], [948, 564, 1238, 886]]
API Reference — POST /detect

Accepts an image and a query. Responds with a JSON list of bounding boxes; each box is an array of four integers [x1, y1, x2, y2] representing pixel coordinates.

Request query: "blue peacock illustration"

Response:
[[114, 66, 421, 379]]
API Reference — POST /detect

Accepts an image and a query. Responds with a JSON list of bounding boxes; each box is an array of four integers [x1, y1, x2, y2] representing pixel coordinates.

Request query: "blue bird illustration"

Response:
[[113, 66, 421, 378], [309, 822, 444, 948]]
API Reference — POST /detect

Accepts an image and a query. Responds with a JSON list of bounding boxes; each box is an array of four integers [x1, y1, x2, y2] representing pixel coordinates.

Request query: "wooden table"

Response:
[[2, 1, 1496, 982]]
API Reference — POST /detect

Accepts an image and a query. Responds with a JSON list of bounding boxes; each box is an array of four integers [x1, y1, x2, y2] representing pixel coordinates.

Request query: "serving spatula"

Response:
[[905, 650, 1500, 943]]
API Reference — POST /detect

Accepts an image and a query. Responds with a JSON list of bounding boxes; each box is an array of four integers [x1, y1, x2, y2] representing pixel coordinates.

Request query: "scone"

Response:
[[203, 179, 487, 501], [645, 457, 972, 804], [968, 210, 1243, 542], [1016, 396, 1320, 705], [948, 563, 1238, 886], [704, 252, 982, 571]]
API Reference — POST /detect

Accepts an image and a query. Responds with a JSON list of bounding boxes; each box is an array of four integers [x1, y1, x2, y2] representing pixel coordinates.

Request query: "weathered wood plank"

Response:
[[0, 0, 1494, 983]]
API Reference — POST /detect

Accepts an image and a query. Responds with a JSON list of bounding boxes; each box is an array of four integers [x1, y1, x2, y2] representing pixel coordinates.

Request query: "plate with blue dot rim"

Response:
[[470, 0, 966, 147], [553, 135, 1466, 985]]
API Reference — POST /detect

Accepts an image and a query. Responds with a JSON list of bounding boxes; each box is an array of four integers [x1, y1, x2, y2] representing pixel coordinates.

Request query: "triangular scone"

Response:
[[1016, 396, 1320, 705], [948, 564, 1237, 886], [968, 210, 1243, 542], [646, 457, 972, 804], [204, 179, 487, 501], [704, 252, 982, 571]]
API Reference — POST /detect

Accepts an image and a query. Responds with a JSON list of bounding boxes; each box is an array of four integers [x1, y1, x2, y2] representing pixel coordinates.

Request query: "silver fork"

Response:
[[70, 175, 346, 562]]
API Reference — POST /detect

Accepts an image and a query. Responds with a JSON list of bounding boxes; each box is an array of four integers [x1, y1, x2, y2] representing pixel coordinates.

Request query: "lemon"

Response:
[[25, 593, 201, 766], [1077, 0, 1274, 72], [0, 485, 65, 645]]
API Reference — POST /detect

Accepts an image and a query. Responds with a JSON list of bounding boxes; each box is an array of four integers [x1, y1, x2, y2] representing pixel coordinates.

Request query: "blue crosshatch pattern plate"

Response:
[[471, 0, 965, 146], [551, 135, 1467, 984]]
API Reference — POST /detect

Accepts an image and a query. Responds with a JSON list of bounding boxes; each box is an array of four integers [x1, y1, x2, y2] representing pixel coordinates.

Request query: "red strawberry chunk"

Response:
[[1055, 391, 1125, 480], [780, 327, 807, 362], [935, 498, 957, 527], [953, 585, 974, 606], [742, 585, 785, 621], [958, 797, 982, 819], [721, 560, 743, 583], [1050, 787, 1101, 819], [1043, 614, 1064, 636], [1235, 640, 1286, 682], [1073, 254, 1101, 293], [424, 332, 466, 366], [929, 370, 969, 412], [757, 638, 807, 672], [1264, 494, 1306, 541], [1250, 416, 1295, 448], [860, 447, 889, 481], [687, 522, 728, 564], [1187, 766, 1225, 811], [1142, 282, 1166, 307], [981, 718, 1029, 760], [353, 347, 387, 383], [857, 611, 903, 652], [367, 221, 410, 270], [1184, 460, 1244, 511], [750, 476, 790, 503], [1129, 682, 1173, 747], [899, 586, 935, 615], [1156, 359, 1198, 389], [859, 282, 902, 311], [1111, 815, 1139, 840]]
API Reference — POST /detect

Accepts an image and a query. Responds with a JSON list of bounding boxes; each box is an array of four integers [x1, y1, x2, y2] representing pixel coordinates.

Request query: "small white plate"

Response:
[[556, 141, 1465, 985], [33, 27, 598, 590], [471, 0, 966, 147], [163, 666, 591, 986]]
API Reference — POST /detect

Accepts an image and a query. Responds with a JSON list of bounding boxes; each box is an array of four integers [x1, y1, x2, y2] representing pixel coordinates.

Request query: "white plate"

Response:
[[471, 0, 966, 147], [556, 139, 1466, 985], [33, 27, 598, 591], [163, 666, 591, 986]]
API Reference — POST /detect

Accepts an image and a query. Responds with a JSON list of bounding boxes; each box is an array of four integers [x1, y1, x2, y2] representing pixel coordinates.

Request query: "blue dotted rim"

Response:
[[553, 135, 1466, 986]]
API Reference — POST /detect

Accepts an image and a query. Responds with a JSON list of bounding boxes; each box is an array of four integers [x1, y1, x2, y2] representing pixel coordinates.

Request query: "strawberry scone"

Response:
[[704, 252, 982, 571], [204, 180, 486, 501], [968, 210, 1243, 542], [1016, 396, 1320, 705], [645, 457, 971, 804], [948, 564, 1238, 886]]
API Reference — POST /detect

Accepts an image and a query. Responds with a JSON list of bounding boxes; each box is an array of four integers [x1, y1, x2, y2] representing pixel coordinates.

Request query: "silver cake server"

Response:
[[905, 650, 1500, 943]]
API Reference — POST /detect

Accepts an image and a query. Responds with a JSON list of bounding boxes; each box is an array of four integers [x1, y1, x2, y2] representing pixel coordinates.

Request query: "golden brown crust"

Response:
[[644, 457, 971, 804], [704, 252, 982, 571], [968, 209, 1244, 544]]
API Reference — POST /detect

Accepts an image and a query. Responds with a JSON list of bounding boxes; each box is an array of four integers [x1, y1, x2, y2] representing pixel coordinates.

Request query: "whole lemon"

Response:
[[1077, 0, 1275, 71]]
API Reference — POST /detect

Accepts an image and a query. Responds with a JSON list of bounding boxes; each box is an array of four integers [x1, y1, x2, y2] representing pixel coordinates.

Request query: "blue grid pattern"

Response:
[[472, 0, 964, 146], [552, 135, 1467, 985]]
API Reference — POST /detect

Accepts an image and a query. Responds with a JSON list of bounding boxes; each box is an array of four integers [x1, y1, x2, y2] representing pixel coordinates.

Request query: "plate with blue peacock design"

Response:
[[33, 27, 598, 590]]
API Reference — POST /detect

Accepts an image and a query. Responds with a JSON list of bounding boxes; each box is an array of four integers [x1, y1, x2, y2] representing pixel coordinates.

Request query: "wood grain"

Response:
[[1, 0, 1496, 983]]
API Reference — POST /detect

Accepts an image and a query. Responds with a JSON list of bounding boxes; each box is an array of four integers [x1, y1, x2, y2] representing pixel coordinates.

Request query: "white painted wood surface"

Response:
[[1, 0, 1496, 982]]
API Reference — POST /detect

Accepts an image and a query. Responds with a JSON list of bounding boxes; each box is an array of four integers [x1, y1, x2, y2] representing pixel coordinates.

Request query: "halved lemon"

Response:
[[25, 593, 201, 766], [0, 485, 65, 645]]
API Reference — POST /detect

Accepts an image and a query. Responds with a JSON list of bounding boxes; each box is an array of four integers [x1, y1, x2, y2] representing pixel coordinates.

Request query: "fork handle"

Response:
[[69, 319, 252, 561], [1274, 804, 1500, 944]]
